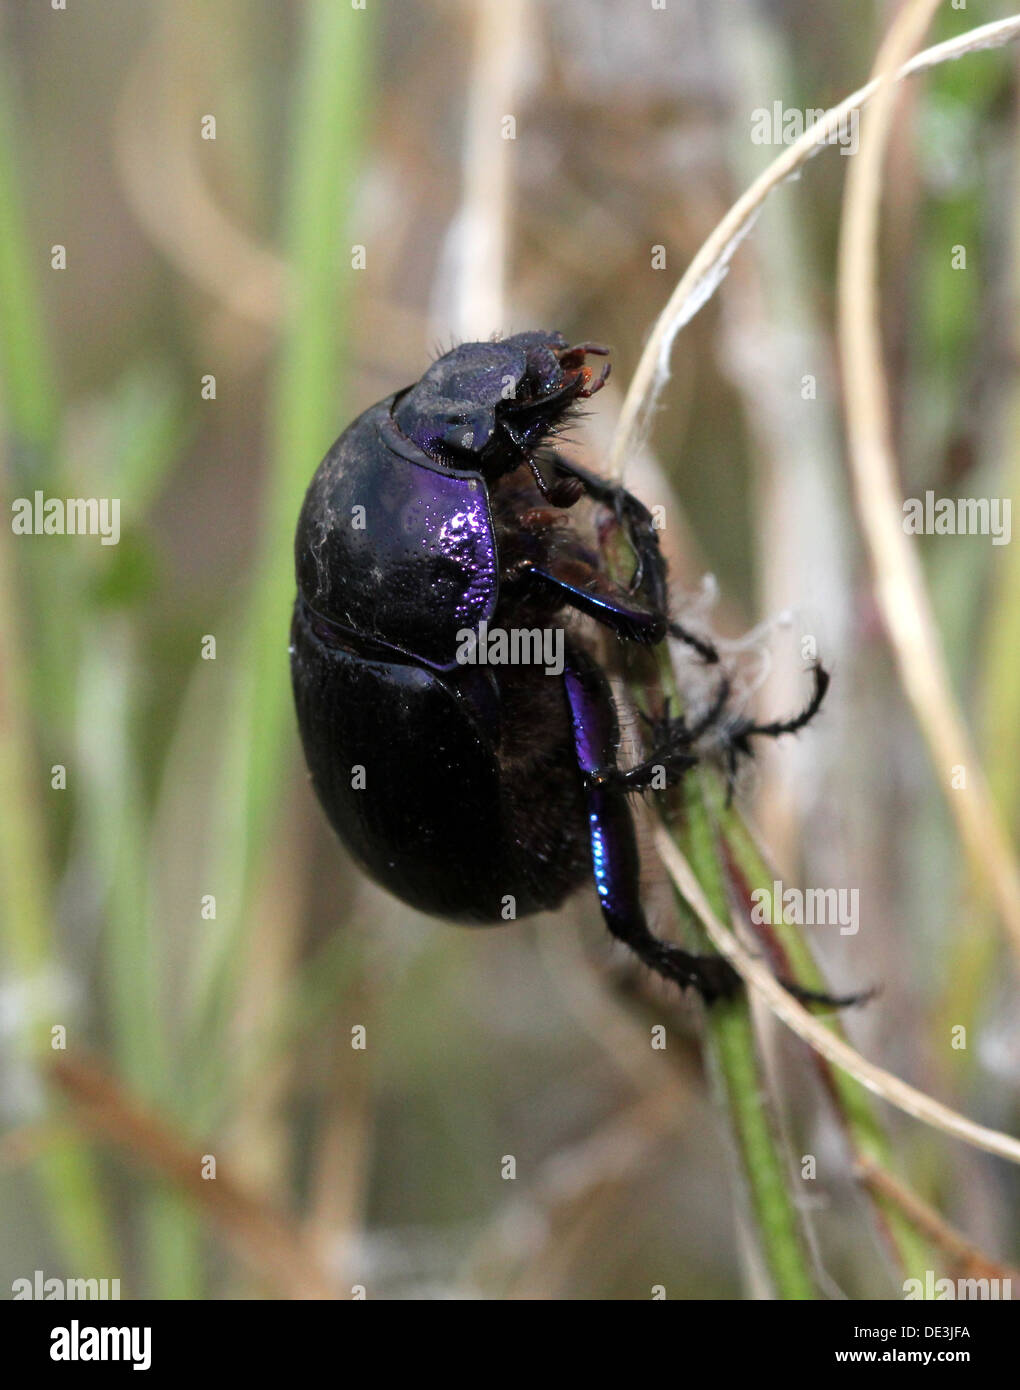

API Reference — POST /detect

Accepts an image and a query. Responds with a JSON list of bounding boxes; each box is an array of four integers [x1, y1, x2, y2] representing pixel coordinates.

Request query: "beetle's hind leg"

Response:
[[562, 651, 866, 1011], [562, 647, 740, 1004]]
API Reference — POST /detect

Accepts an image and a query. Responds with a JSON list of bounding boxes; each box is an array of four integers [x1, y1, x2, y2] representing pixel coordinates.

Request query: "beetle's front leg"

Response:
[[548, 455, 718, 664], [515, 553, 669, 645], [512, 453, 717, 662], [561, 648, 740, 1004], [514, 548, 716, 665], [548, 455, 665, 594]]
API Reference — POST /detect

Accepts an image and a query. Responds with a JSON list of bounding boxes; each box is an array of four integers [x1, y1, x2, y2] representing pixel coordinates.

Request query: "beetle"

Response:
[[290, 331, 833, 1003]]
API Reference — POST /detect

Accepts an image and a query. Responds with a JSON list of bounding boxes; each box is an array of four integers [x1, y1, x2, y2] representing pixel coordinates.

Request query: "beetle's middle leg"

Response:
[[524, 543, 833, 796], [608, 677, 731, 793], [512, 546, 721, 673], [716, 663, 830, 794]]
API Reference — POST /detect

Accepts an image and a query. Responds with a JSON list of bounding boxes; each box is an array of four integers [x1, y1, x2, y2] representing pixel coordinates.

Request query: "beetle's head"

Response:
[[391, 332, 610, 478]]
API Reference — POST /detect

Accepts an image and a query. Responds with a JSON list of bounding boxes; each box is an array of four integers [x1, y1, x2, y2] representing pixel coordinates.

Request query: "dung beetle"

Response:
[[290, 331, 833, 1003]]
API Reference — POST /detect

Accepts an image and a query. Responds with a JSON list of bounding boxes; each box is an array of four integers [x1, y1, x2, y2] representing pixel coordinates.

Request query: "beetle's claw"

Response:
[[558, 340, 610, 368], [575, 359, 612, 399], [778, 978, 878, 1011], [555, 342, 612, 400]]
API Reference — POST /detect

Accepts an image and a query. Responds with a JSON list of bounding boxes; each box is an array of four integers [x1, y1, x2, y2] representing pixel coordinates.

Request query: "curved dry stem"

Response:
[[654, 826, 1020, 1167], [609, 13, 1020, 480], [837, 9, 1020, 966]]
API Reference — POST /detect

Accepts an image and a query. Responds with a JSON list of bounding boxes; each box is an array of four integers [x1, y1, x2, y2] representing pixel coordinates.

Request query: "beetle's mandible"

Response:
[[290, 331, 834, 1004]]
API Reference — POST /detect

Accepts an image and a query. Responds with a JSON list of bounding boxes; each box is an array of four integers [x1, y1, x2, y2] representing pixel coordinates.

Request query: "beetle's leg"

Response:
[[563, 653, 868, 1010], [549, 455, 718, 663], [518, 554, 668, 644], [551, 456, 665, 601], [562, 649, 740, 1004], [729, 662, 830, 745], [610, 676, 731, 793], [718, 664, 830, 801], [523, 454, 586, 509], [626, 665, 830, 799], [513, 548, 711, 663]]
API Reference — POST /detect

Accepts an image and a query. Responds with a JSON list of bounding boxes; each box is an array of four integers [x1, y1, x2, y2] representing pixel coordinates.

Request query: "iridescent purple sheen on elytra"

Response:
[[293, 398, 498, 669]]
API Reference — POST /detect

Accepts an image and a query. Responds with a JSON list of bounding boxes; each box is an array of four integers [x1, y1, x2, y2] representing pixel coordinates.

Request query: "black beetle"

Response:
[[290, 332, 831, 1003]]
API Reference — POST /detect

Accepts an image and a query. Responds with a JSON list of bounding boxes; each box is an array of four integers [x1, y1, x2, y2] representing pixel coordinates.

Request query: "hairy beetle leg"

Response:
[[563, 649, 741, 1004], [550, 455, 662, 593], [719, 663, 830, 795], [520, 557, 668, 643], [548, 454, 719, 663], [562, 653, 864, 1009], [598, 677, 732, 794], [731, 661, 830, 743], [667, 619, 720, 665]]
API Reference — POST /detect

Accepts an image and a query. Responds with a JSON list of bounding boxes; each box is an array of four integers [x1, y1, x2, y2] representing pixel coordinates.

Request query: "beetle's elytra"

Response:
[[291, 331, 832, 1003]]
